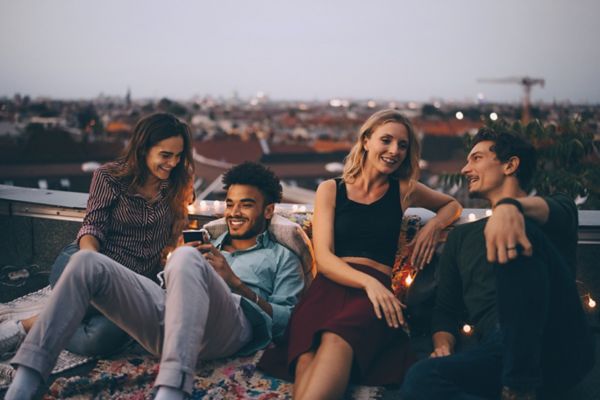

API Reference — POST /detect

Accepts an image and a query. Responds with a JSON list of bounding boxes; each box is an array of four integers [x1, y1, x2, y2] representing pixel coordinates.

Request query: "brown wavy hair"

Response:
[[108, 113, 195, 250], [342, 109, 420, 183]]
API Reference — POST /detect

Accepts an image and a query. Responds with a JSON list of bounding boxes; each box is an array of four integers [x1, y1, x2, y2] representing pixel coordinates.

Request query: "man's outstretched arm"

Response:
[[485, 196, 550, 264]]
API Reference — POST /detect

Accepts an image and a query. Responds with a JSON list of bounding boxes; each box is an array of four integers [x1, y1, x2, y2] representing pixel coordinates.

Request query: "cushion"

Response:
[[203, 214, 315, 290], [391, 215, 422, 297]]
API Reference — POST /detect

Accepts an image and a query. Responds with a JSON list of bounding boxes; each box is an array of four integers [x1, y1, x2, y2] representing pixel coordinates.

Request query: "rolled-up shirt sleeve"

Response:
[[76, 168, 118, 247], [268, 249, 304, 339]]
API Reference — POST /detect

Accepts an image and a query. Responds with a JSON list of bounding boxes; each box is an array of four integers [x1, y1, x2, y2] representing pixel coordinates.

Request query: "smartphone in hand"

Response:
[[183, 229, 210, 244]]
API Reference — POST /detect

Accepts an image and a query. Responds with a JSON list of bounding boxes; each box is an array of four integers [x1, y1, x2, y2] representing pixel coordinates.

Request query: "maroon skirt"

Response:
[[258, 263, 416, 386]]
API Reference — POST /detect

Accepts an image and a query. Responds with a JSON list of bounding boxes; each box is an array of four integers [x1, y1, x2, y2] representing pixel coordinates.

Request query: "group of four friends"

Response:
[[0, 110, 594, 399]]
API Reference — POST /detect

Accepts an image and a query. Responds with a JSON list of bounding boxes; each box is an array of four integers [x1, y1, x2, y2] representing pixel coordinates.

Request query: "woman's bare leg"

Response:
[[293, 351, 315, 398], [295, 332, 353, 400]]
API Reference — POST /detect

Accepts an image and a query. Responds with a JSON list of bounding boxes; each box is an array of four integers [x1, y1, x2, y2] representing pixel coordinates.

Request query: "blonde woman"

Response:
[[259, 109, 462, 399]]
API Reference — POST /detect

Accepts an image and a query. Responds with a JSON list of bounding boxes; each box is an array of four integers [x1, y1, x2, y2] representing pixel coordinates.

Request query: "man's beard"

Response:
[[468, 189, 484, 199], [469, 190, 487, 200], [227, 219, 266, 240]]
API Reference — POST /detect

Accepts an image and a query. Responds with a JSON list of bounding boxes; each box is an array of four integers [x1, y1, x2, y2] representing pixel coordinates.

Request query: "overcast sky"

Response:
[[1, 0, 599, 103]]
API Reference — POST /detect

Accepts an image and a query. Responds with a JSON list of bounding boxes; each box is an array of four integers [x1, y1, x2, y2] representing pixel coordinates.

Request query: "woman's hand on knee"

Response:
[[363, 278, 406, 329]]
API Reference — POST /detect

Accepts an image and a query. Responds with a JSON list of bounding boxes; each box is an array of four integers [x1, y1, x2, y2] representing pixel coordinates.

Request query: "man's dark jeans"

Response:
[[401, 222, 595, 400]]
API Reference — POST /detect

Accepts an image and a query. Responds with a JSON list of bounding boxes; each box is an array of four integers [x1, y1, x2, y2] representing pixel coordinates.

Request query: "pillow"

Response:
[[391, 215, 422, 298], [391, 215, 441, 336], [203, 214, 316, 291]]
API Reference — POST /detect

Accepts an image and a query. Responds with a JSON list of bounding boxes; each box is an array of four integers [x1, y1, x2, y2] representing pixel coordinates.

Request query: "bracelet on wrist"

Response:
[[495, 198, 524, 214]]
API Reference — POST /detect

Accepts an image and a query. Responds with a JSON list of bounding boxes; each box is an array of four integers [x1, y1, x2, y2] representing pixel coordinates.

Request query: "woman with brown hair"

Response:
[[0, 112, 194, 358]]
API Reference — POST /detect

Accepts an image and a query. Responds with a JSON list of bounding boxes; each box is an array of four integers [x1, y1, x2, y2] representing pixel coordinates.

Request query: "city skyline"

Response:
[[1, 0, 599, 103]]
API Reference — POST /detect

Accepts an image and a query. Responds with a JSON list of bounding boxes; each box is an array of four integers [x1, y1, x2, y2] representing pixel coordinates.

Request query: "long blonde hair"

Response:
[[342, 109, 420, 185]]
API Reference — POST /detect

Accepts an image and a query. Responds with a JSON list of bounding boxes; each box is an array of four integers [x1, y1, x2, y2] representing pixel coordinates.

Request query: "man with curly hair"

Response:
[[6, 162, 304, 400]]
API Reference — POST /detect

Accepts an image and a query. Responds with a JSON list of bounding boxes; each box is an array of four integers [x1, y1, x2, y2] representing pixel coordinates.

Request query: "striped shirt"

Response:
[[76, 162, 174, 278]]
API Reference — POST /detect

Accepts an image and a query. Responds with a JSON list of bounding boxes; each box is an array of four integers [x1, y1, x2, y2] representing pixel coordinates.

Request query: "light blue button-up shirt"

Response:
[[212, 229, 304, 355]]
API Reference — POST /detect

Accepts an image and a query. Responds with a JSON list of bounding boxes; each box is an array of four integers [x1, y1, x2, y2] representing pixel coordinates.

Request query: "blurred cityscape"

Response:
[[1, 91, 599, 208]]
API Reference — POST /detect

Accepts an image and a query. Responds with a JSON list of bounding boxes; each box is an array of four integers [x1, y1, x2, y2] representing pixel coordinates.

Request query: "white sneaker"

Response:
[[0, 320, 26, 360]]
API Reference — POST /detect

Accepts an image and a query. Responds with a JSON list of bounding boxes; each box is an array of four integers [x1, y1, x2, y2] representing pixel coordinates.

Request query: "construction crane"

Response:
[[477, 76, 545, 124]]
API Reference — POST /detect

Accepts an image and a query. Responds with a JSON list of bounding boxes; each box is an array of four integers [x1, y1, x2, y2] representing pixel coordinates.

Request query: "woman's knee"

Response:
[[320, 332, 351, 350], [296, 351, 315, 372]]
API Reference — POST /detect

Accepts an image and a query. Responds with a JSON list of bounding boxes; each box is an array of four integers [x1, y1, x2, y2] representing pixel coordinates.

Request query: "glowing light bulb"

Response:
[[455, 111, 464, 120], [462, 324, 473, 335], [468, 213, 476, 222], [588, 297, 597, 309], [485, 209, 493, 216], [404, 274, 414, 286]]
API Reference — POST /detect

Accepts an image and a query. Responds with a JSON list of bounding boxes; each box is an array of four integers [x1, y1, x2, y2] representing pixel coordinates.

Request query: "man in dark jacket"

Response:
[[402, 126, 594, 399]]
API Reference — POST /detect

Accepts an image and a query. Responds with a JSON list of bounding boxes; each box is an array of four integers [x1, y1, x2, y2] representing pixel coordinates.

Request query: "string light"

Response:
[[586, 294, 596, 310], [404, 274, 414, 286], [462, 324, 473, 335]]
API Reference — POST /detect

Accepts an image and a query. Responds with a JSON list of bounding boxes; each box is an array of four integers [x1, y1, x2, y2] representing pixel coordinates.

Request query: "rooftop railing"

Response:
[[1, 184, 599, 244]]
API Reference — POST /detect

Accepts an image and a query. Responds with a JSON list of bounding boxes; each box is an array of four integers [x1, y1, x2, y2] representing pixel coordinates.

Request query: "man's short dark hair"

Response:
[[472, 125, 537, 189], [222, 162, 283, 205]]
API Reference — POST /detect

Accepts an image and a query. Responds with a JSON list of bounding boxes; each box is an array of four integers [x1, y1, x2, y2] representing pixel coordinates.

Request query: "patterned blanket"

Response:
[[45, 351, 383, 399], [1, 287, 383, 399]]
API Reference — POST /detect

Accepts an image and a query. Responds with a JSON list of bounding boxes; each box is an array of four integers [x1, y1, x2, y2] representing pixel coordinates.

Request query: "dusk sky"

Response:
[[1, 0, 599, 103]]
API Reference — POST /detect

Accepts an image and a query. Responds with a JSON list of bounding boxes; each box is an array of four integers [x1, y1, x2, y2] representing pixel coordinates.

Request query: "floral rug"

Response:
[[0, 286, 94, 390], [45, 351, 383, 400], [2, 287, 383, 399]]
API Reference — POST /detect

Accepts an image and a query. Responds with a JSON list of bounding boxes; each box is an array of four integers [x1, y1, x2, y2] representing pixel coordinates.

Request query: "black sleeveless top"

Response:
[[333, 178, 403, 267]]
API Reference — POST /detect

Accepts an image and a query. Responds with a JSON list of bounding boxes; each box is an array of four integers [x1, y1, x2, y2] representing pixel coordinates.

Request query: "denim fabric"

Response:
[[48, 243, 131, 356], [48, 242, 79, 288], [495, 222, 595, 393], [402, 331, 503, 400]]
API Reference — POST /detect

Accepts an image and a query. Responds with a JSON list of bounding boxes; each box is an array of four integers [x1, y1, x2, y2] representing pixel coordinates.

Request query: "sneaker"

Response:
[[0, 319, 26, 360]]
